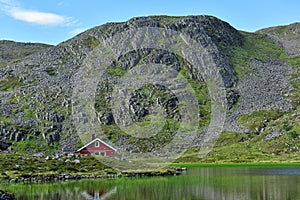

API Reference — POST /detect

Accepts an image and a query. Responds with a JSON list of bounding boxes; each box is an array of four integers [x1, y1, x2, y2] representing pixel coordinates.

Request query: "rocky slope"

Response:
[[0, 15, 299, 161], [0, 40, 51, 69]]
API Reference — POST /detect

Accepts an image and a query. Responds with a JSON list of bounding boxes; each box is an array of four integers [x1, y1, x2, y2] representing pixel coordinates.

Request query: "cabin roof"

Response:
[[76, 138, 117, 152]]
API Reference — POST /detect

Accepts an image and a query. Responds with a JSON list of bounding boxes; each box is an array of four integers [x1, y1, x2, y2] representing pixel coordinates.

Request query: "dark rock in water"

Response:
[[0, 190, 16, 200], [176, 167, 187, 171]]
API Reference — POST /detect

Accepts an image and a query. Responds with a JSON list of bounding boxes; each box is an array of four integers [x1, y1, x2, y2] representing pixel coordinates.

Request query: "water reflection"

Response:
[[187, 167, 300, 200], [3, 167, 300, 200], [82, 187, 117, 200]]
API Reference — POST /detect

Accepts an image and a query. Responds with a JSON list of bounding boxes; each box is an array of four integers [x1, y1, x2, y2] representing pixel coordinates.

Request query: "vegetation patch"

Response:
[[213, 132, 244, 148], [287, 56, 300, 108], [82, 36, 100, 49], [170, 162, 300, 168], [0, 76, 23, 91], [23, 109, 35, 120], [238, 109, 285, 133], [45, 67, 56, 76], [0, 115, 13, 123], [12, 139, 59, 154], [105, 64, 127, 76], [96, 49, 211, 153], [0, 40, 51, 68], [0, 153, 110, 180], [228, 32, 285, 78]]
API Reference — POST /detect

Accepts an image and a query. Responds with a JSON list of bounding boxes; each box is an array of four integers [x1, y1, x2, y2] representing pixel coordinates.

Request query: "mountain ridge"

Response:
[[0, 15, 299, 162]]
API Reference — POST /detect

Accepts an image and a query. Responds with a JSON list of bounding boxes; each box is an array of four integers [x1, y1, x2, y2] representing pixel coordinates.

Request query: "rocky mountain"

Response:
[[0, 40, 51, 69], [0, 15, 299, 162]]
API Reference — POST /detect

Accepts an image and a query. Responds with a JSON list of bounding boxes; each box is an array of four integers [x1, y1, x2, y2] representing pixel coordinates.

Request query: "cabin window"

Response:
[[100, 152, 105, 156], [95, 141, 100, 147]]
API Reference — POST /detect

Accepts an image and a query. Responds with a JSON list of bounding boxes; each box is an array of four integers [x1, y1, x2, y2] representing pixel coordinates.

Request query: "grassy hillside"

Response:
[[0, 16, 299, 166], [258, 22, 300, 40], [178, 29, 300, 163], [0, 40, 51, 69]]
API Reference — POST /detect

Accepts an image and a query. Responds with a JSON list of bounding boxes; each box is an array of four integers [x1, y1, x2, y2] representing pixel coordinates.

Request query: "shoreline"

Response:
[[1, 162, 300, 184], [0, 168, 183, 184], [171, 162, 300, 168]]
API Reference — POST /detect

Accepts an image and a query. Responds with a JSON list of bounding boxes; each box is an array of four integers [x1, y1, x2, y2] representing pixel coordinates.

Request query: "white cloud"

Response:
[[0, 0, 74, 26], [0, 0, 18, 10], [10, 8, 66, 25]]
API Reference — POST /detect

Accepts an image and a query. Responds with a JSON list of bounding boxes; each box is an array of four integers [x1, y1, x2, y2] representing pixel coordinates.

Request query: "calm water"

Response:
[[3, 167, 300, 200]]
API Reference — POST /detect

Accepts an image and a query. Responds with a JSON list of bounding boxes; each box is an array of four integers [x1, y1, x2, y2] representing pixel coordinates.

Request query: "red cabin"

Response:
[[75, 138, 117, 157]]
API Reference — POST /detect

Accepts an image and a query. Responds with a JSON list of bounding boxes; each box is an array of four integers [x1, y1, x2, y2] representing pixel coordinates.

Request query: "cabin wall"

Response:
[[105, 151, 114, 157], [76, 141, 115, 157]]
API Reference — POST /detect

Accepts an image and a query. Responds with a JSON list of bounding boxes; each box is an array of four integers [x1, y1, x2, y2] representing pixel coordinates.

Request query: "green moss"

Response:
[[238, 109, 285, 132], [0, 115, 13, 123], [105, 65, 127, 76], [273, 26, 288, 38], [179, 67, 211, 127], [0, 41, 51, 69], [288, 56, 300, 69], [259, 24, 300, 40], [177, 110, 299, 163], [24, 109, 35, 120], [96, 49, 212, 153], [287, 56, 300, 107], [259, 25, 287, 38], [0, 59, 21, 69], [13, 139, 48, 154], [82, 36, 100, 49], [170, 162, 300, 167], [229, 32, 286, 78], [45, 67, 56, 76], [0, 153, 111, 179], [0, 76, 23, 91], [214, 132, 244, 148]]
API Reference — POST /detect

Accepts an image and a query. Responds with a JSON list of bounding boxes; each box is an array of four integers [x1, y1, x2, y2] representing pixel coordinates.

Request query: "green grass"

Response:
[[105, 65, 127, 76], [287, 56, 300, 108], [238, 109, 285, 133], [82, 36, 100, 49], [229, 32, 286, 78], [24, 109, 35, 120], [170, 162, 300, 168], [258, 25, 287, 38], [0, 153, 111, 180], [259, 24, 300, 40], [0, 76, 23, 91], [0, 40, 51, 69], [1, 20, 299, 170], [12, 139, 59, 154], [288, 56, 300, 69], [176, 146, 300, 164], [96, 49, 212, 153], [176, 113, 300, 163], [179, 67, 211, 127], [45, 67, 56, 76], [213, 132, 244, 147], [0, 115, 13, 123], [0, 59, 21, 69]]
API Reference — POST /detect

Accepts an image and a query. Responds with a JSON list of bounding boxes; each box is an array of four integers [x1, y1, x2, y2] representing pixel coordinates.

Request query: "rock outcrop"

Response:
[[0, 15, 297, 154]]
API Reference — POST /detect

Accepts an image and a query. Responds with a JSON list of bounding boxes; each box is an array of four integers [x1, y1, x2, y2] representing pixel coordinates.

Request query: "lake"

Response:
[[2, 166, 300, 200]]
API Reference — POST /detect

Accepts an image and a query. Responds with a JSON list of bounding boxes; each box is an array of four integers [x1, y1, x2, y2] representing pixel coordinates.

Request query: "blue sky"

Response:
[[0, 0, 299, 45]]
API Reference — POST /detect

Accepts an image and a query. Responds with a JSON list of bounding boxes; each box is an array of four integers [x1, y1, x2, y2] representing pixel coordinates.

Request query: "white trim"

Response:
[[95, 141, 100, 147], [76, 138, 117, 152]]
